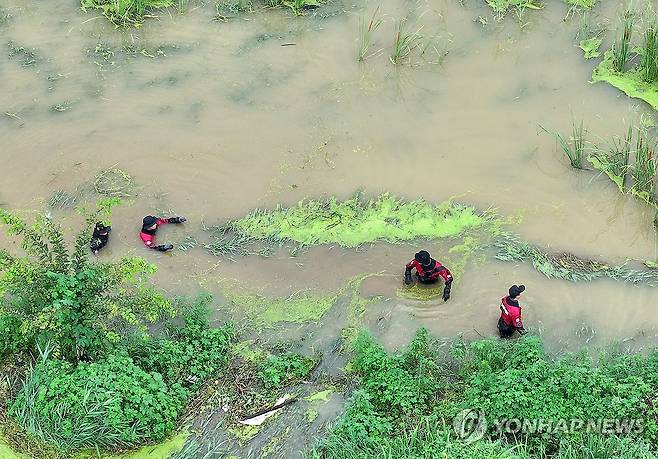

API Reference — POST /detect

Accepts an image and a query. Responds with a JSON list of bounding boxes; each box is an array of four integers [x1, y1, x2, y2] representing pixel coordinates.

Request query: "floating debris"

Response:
[[93, 166, 136, 197]]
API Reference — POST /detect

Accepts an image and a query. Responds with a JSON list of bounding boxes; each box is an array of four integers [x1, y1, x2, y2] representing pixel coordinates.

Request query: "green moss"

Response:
[[397, 283, 443, 301], [0, 431, 189, 459], [306, 389, 333, 402], [227, 194, 490, 248], [228, 425, 260, 444], [104, 431, 188, 459], [0, 439, 30, 459], [224, 288, 337, 328], [580, 37, 602, 59], [592, 50, 658, 111], [565, 0, 596, 8]]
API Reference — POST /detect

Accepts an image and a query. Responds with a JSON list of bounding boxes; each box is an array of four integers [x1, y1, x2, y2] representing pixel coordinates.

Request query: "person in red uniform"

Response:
[[404, 250, 453, 301], [498, 284, 526, 338], [140, 215, 186, 252]]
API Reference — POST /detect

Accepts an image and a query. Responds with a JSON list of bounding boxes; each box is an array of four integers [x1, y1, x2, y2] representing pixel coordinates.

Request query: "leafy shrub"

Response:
[[258, 351, 315, 388], [128, 294, 236, 389], [10, 352, 186, 453], [0, 208, 173, 362], [313, 330, 658, 459]]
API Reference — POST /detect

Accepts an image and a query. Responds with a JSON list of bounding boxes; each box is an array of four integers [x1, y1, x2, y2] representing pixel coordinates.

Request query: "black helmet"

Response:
[[414, 250, 431, 266], [509, 284, 526, 298], [142, 216, 158, 228]]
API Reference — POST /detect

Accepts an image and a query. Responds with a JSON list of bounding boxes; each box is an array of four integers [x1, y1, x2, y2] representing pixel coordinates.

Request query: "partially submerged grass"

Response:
[[564, 0, 596, 8], [94, 166, 136, 197], [390, 20, 424, 65], [358, 7, 383, 62], [223, 194, 492, 249], [80, 0, 185, 26], [589, 126, 632, 192], [613, 11, 635, 73], [7, 42, 39, 67], [631, 133, 657, 204], [542, 121, 587, 169], [265, 0, 323, 16], [485, 0, 542, 19], [495, 232, 658, 285], [216, 0, 254, 15], [641, 23, 658, 83]]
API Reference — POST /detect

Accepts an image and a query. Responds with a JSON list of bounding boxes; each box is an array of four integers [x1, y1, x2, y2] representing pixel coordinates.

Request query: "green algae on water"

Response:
[[226, 194, 489, 249], [592, 50, 658, 111], [580, 37, 602, 59], [224, 288, 337, 328]]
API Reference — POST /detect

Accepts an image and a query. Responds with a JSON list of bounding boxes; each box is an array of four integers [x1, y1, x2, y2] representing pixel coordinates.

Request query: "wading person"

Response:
[[498, 284, 526, 338], [90, 222, 111, 255], [404, 250, 453, 301], [140, 215, 186, 252]]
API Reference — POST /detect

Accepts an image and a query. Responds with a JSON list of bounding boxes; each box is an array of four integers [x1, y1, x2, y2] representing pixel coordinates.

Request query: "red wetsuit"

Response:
[[140, 218, 168, 248], [405, 259, 453, 284], [499, 296, 524, 331]]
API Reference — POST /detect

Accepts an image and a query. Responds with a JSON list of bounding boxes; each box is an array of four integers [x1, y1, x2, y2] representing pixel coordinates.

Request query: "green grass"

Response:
[[80, 0, 180, 26], [485, 0, 542, 18], [588, 126, 632, 192], [631, 132, 657, 204], [223, 194, 492, 249], [541, 121, 587, 169], [311, 331, 658, 459], [358, 7, 383, 62], [564, 0, 596, 9], [642, 24, 658, 83], [390, 20, 423, 65], [613, 12, 635, 73]]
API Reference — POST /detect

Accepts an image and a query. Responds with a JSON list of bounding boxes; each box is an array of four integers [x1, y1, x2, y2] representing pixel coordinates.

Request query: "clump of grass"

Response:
[[612, 11, 635, 73], [266, 0, 322, 16], [485, 0, 542, 19], [93, 166, 135, 197], [49, 101, 73, 113], [641, 23, 658, 83], [80, 0, 178, 26], [390, 19, 424, 65], [48, 190, 78, 210], [358, 7, 383, 62], [631, 132, 657, 204], [7, 41, 39, 67], [216, 0, 254, 15], [224, 194, 491, 249], [542, 120, 587, 169], [589, 126, 632, 192]]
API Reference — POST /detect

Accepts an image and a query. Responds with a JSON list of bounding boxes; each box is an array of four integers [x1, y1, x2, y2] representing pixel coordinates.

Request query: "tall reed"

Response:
[[390, 20, 423, 65], [545, 121, 587, 169], [632, 130, 657, 202], [358, 7, 383, 62], [613, 11, 635, 73], [641, 23, 658, 83]]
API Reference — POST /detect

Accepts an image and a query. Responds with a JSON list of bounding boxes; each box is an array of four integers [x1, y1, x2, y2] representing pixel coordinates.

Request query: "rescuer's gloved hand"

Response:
[[168, 217, 187, 224], [154, 244, 174, 252], [518, 327, 527, 336], [442, 281, 452, 301], [404, 270, 413, 285]]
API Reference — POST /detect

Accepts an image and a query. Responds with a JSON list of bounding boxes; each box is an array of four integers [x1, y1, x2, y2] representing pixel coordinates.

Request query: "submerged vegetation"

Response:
[[219, 194, 491, 249], [542, 121, 587, 169], [312, 329, 658, 458], [592, 10, 658, 112]]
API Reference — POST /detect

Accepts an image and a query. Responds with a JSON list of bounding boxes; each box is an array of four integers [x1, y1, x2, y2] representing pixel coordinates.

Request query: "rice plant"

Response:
[[641, 23, 658, 83], [390, 20, 424, 65], [613, 11, 635, 73], [631, 131, 657, 203], [358, 7, 383, 62]]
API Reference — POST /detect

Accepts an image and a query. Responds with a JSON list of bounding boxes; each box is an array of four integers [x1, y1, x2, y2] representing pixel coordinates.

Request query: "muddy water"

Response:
[[1, 0, 658, 352]]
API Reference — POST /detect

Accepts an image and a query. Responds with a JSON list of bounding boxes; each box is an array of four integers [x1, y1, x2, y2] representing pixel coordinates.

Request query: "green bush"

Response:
[[128, 294, 236, 388], [258, 351, 315, 388], [10, 352, 187, 453], [0, 208, 173, 363], [313, 331, 658, 459]]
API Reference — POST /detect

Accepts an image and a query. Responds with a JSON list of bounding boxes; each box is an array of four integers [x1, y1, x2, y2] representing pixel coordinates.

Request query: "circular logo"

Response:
[[453, 409, 487, 443]]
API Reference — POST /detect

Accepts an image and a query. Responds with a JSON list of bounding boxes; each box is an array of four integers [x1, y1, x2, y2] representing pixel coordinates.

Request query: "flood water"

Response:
[[2, 0, 658, 355]]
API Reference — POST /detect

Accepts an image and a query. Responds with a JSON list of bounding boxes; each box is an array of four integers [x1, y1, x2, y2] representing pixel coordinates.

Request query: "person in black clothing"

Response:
[[90, 222, 111, 254]]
